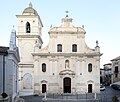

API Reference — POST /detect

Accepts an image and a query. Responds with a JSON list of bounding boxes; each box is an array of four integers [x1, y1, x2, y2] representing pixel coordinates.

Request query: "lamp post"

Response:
[[0, 47, 8, 99]]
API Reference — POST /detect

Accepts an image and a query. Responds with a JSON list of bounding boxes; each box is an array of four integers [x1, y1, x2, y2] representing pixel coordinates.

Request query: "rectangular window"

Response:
[[72, 44, 77, 52], [115, 66, 118, 72], [114, 66, 119, 73]]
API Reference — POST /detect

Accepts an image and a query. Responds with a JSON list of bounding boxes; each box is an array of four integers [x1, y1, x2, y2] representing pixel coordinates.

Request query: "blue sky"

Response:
[[0, 0, 120, 67]]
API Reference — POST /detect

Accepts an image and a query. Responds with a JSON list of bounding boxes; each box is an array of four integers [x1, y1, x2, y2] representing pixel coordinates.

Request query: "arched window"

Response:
[[42, 63, 46, 72], [26, 22, 31, 33], [72, 44, 77, 52], [88, 63, 92, 72], [57, 44, 62, 52]]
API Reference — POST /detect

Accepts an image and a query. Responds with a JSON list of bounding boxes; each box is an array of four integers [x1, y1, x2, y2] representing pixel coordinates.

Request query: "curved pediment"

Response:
[[41, 80, 47, 83], [59, 69, 75, 75], [87, 80, 94, 83]]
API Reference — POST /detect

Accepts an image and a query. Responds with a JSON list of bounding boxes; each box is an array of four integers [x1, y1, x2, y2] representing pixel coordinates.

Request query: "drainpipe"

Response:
[[3, 55, 5, 97]]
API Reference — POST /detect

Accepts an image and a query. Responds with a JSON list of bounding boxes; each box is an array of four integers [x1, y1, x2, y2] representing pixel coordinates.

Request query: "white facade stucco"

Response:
[[17, 3, 102, 95]]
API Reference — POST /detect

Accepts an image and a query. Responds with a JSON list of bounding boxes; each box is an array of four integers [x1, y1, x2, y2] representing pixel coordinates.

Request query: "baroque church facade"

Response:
[[17, 3, 102, 95]]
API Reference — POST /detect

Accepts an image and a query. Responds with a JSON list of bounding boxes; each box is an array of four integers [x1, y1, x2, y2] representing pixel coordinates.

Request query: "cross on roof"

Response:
[[65, 10, 69, 17]]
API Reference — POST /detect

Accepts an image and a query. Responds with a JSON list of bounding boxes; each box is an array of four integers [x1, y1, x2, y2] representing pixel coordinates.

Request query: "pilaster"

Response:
[[33, 56, 39, 94]]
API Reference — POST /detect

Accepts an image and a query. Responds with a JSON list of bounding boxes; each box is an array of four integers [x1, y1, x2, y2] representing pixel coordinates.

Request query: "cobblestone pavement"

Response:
[[21, 86, 120, 102]]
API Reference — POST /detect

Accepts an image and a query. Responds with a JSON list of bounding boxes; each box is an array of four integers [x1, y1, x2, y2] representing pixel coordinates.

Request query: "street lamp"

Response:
[[0, 47, 8, 99]]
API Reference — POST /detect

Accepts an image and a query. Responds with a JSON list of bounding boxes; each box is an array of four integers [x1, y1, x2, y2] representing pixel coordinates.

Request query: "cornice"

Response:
[[19, 63, 34, 68], [32, 52, 102, 57], [17, 34, 43, 44], [17, 34, 40, 38]]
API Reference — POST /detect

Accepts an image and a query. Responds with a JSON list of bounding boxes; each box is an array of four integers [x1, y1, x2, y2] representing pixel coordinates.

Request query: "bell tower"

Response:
[[16, 3, 43, 63]]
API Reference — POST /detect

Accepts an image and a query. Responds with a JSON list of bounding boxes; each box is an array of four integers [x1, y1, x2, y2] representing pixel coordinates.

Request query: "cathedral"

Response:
[[17, 3, 102, 95]]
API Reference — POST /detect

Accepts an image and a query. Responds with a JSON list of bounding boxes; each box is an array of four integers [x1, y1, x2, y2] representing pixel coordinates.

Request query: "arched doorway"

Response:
[[63, 77, 71, 93], [88, 84, 92, 93]]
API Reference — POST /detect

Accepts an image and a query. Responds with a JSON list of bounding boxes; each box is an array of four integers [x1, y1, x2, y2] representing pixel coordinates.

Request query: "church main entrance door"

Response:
[[63, 77, 71, 93]]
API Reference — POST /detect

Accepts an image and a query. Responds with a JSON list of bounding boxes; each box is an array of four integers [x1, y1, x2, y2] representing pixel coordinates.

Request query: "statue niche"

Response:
[[65, 60, 69, 68]]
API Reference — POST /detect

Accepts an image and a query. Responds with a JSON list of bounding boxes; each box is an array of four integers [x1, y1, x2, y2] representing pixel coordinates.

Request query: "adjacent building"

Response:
[[0, 28, 20, 102], [17, 3, 102, 95], [100, 63, 112, 85], [111, 56, 120, 83]]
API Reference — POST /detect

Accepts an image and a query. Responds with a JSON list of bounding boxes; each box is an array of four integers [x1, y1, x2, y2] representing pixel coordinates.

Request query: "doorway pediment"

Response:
[[87, 80, 94, 83], [41, 80, 47, 83], [59, 69, 75, 75]]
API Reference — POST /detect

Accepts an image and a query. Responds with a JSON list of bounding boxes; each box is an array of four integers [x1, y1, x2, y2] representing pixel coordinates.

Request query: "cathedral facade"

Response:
[[17, 3, 102, 95]]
